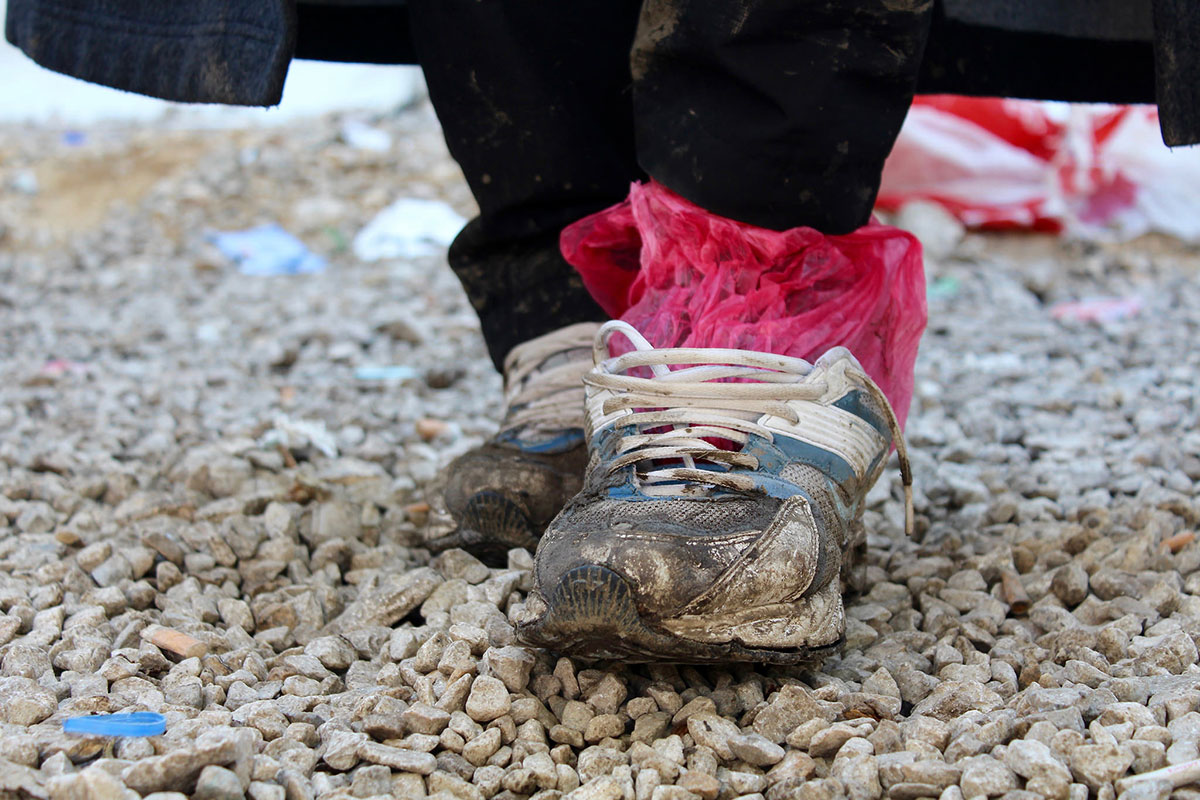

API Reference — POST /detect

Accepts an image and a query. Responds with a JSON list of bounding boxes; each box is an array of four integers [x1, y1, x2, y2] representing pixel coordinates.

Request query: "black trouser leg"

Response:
[[632, 0, 934, 233], [410, 0, 932, 367], [408, 0, 645, 370]]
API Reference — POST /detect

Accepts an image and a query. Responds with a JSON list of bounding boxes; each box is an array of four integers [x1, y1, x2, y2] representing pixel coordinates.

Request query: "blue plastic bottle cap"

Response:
[[63, 712, 166, 737]]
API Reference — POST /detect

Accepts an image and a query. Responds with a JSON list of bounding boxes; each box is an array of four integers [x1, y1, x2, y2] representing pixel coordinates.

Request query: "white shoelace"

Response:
[[585, 321, 914, 534], [502, 322, 601, 436]]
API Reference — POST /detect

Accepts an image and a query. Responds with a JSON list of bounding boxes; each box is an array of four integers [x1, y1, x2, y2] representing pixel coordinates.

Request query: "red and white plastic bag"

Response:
[[878, 96, 1200, 241]]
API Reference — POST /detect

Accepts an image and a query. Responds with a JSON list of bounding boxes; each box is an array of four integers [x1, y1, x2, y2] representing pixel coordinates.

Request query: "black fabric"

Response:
[[7, 0, 1200, 139], [1154, 0, 1200, 147], [918, 5, 1157, 106], [6, 0, 295, 106], [943, 0, 1153, 41], [630, 0, 932, 233], [406, 0, 642, 370], [410, 0, 931, 366], [294, 3, 416, 65]]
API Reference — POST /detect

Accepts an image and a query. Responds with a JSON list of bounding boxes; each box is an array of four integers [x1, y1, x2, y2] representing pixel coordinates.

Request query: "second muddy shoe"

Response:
[[432, 322, 602, 565], [518, 321, 913, 664]]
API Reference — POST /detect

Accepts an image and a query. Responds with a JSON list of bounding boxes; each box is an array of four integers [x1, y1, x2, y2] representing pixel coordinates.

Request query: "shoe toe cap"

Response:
[[534, 493, 836, 621]]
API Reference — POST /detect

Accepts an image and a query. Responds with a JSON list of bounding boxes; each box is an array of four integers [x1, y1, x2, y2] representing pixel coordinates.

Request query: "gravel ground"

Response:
[[2, 102, 1200, 800]]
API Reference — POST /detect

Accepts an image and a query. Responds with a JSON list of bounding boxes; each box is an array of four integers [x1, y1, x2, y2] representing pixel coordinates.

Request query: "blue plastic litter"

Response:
[[927, 276, 960, 299], [63, 712, 166, 737], [210, 224, 326, 276], [354, 365, 420, 381]]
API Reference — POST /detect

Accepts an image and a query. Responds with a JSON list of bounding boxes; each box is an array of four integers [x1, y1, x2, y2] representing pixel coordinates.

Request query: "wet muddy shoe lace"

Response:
[[585, 320, 915, 533]]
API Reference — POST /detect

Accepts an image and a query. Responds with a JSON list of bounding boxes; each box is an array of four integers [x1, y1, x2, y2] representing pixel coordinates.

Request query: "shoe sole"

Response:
[[517, 564, 842, 665], [427, 491, 539, 566]]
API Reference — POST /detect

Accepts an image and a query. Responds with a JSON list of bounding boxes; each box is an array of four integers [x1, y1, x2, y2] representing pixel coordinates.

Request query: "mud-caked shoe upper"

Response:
[[518, 321, 912, 663], [433, 322, 602, 563]]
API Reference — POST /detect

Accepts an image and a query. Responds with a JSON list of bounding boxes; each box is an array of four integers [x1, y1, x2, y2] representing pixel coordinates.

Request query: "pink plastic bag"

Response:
[[561, 181, 927, 425]]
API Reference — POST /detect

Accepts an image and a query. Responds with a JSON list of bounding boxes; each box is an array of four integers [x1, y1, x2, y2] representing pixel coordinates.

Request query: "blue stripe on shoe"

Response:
[[742, 434, 856, 486], [593, 414, 884, 505], [495, 428, 585, 454], [598, 431, 856, 503], [832, 390, 890, 438], [773, 436, 857, 485]]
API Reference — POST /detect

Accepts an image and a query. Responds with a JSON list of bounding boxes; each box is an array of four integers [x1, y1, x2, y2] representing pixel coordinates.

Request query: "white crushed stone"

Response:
[[1, 101, 1200, 800]]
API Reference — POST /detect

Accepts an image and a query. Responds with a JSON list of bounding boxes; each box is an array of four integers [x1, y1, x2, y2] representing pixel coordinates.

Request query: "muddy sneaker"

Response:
[[431, 322, 603, 564], [518, 321, 912, 663]]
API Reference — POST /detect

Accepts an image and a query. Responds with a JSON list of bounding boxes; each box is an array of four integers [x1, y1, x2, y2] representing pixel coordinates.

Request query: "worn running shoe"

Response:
[[431, 322, 602, 564], [518, 321, 912, 663]]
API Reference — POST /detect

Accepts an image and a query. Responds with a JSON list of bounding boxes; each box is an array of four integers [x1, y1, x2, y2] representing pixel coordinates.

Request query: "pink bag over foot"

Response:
[[561, 181, 927, 426]]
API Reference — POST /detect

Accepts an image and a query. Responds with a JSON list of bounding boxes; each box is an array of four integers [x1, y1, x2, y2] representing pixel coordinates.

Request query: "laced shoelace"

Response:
[[501, 322, 601, 437], [585, 321, 915, 535]]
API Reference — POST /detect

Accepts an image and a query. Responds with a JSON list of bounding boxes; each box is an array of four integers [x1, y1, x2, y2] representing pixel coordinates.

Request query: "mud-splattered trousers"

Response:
[[406, 0, 934, 370]]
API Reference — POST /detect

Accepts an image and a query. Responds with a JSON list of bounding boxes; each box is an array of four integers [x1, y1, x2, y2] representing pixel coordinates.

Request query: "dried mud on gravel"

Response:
[[2, 103, 1200, 800]]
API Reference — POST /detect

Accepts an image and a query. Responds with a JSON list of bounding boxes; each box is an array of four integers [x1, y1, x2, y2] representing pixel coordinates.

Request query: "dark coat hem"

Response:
[[5, 0, 1198, 144], [6, 0, 296, 106]]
